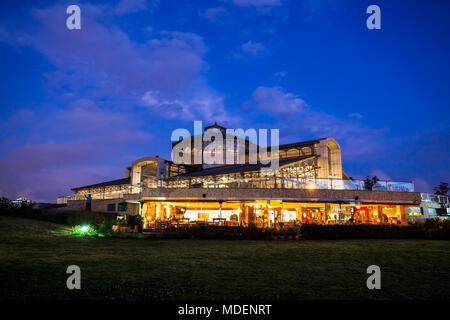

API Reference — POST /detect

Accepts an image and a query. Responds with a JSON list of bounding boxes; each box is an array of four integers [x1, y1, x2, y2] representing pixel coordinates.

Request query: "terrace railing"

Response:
[[59, 178, 415, 203], [57, 185, 142, 203], [421, 193, 450, 204], [153, 177, 415, 192]]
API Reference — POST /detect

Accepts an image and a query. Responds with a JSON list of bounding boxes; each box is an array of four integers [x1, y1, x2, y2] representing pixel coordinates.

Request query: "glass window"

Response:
[[118, 202, 128, 212]]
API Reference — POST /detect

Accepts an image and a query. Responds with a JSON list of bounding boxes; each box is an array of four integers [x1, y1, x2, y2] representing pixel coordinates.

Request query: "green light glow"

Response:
[[72, 225, 98, 237]]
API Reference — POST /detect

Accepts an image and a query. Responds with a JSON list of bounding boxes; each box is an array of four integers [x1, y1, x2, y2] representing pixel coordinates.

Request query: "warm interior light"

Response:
[[307, 183, 316, 190]]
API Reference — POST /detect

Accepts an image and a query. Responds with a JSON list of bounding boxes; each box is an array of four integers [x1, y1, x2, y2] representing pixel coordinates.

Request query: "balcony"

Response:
[[421, 193, 450, 204], [153, 177, 414, 192]]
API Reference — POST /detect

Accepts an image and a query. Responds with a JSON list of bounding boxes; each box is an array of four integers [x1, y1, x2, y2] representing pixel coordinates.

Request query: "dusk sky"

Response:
[[0, 0, 449, 202]]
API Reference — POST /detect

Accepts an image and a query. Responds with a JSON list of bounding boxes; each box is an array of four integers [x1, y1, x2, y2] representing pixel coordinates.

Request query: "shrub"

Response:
[[114, 218, 127, 226], [264, 227, 279, 237], [299, 223, 450, 240], [126, 215, 142, 227], [0, 198, 34, 218], [286, 226, 301, 236], [97, 220, 115, 236], [155, 224, 268, 240], [71, 225, 98, 237]]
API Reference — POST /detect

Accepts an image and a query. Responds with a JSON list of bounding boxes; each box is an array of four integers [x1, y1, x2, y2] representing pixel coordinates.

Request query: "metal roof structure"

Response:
[[71, 177, 131, 191]]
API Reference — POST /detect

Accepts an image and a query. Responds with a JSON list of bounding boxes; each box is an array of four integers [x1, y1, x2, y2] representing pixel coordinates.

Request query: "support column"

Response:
[[248, 206, 256, 227], [239, 203, 247, 226], [378, 206, 385, 224], [156, 203, 164, 220], [399, 205, 407, 225], [169, 205, 176, 220]]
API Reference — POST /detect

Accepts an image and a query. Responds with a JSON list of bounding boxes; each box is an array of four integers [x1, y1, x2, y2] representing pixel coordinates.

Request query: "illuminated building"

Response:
[[58, 123, 422, 227]]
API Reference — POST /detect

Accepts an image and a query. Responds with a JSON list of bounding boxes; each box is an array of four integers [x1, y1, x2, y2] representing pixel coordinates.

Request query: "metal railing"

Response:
[[421, 193, 450, 204], [58, 178, 415, 202], [154, 177, 415, 192], [57, 185, 142, 203]]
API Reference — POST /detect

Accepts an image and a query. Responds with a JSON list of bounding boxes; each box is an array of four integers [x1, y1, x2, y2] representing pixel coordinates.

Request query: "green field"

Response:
[[0, 215, 449, 300]]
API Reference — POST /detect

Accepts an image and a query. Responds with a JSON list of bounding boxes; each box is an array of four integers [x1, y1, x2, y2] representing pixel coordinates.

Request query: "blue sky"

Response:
[[0, 0, 449, 201]]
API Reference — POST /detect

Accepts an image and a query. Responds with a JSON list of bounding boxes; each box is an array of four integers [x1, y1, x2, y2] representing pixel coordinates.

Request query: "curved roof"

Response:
[[132, 156, 165, 167], [72, 177, 131, 191], [171, 156, 316, 178]]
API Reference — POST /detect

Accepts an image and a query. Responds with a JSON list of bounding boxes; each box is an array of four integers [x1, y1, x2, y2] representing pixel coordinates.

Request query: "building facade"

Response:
[[58, 123, 428, 227]]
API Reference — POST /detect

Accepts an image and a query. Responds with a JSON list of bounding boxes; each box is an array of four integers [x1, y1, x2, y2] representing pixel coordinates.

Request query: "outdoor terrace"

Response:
[[160, 177, 415, 192]]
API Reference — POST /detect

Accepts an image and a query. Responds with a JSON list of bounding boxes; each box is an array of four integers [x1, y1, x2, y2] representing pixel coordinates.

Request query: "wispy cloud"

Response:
[[0, 1, 238, 201], [273, 70, 287, 82], [114, 0, 159, 15], [0, 98, 153, 201], [348, 113, 363, 119], [242, 41, 269, 55], [199, 6, 229, 22], [233, 0, 282, 8], [244, 86, 306, 114], [0, 3, 228, 119], [232, 41, 270, 58], [243, 85, 390, 162], [141, 86, 238, 123]]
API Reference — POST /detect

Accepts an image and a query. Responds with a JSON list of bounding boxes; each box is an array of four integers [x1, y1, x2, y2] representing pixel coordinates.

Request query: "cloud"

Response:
[[199, 7, 229, 22], [241, 84, 449, 190], [242, 85, 393, 166], [244, 86, 307, 114], [0, 101, 153, 202], [412, 177, 432, 193], [273, 70, 287, 82], [369, 169, 391, 180], [241, 41, 269, 55], [302, 0, 339, 14], [348, 113, 363, 119], [0, 3, 230, 119], [114, 0, 159, 15], [231, 41, 270, 59], [141, 86, 239, 123], [389, 131, 450, 192], [0, 1, 243, 201], [300, 0, 341, 23], [233, 0, 282, 8]]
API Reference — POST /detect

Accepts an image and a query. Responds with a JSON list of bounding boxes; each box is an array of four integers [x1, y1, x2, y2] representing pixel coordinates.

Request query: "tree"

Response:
[[0, 197, 13, 213], [433, 182, 449, 196], [364, 176, 380, 191]]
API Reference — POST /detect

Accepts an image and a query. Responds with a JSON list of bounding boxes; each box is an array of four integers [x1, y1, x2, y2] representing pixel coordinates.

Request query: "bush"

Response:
[[300, 223, 450, 240], [71, 225, 98, 237], [143, 221, 449, 240], [264, 227, 279, 237], [114, 218, 127, 226], [286, 226, 301, 236], [97, 220, 115, 236], [0, 198, 33, 218], [154, 225, 268, 240], [126, 215, 142, 227], [0, 201, 118, 237]]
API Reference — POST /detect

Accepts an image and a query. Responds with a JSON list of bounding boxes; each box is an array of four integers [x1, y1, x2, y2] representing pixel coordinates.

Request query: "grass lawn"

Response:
[[0, 215, 449, 300]]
